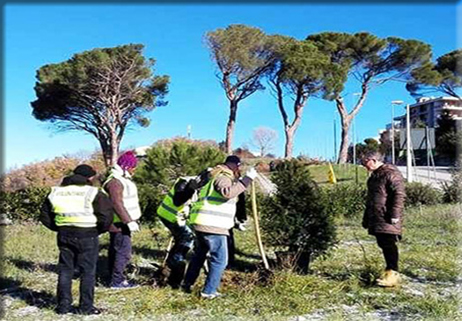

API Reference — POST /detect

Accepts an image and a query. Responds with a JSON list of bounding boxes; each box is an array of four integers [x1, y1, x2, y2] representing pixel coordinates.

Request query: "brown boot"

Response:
[[377, 269, 401, 287], [157, 266, 171, 287]]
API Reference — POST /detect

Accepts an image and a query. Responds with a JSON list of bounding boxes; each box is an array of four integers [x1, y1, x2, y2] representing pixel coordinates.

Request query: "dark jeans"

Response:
[[160, 217, 194, 267], [108, 231, 132, 285], [227, 229, 235, 267], [376, 233, 400, 271], [57, 233, 99, 312], [183, 232, 227, 295]]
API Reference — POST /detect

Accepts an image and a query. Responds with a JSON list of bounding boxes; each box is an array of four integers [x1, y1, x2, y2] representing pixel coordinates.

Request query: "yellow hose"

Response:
[[251, 181, 270, 270]]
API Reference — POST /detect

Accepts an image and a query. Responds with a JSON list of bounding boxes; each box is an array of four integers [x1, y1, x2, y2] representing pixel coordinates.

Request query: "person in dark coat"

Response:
[[40, 164, 113, 315], [361, 151, 406, 287]]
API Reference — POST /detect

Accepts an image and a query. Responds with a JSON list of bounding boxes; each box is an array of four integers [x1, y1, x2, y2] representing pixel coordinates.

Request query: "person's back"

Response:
[[40, 164, 113, 315]]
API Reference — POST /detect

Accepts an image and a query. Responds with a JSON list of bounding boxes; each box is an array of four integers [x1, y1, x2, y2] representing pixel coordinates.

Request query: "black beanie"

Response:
[[225, 155, 241, 171], [73, 164, 97, 178]]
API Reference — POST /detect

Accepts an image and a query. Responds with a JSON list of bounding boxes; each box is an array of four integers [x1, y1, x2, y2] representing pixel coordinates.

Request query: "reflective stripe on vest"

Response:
[[157, 177, 200, 223], [157, 180, 186, 223], [48, 185, 99, 228], [189, 170, 236, 230], [104, 172, 142, 223]]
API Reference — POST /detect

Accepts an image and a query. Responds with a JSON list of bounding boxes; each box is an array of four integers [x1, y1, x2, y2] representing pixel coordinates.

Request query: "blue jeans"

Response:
[[183, 232, 228, 295], [160, 217, 194, 267]]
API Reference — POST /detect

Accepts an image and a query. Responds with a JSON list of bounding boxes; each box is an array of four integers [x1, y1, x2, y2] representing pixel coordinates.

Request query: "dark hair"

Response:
[[225, 155, 241, 166], [73, 164, 97, 178], [362, 151, 384, 162]]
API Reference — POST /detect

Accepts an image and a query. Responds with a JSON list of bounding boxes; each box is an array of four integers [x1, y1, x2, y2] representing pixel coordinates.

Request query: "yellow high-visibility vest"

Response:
[[157, 178, 188, 223], [48, 185, 99, 228], [189, 169, 237, 230]]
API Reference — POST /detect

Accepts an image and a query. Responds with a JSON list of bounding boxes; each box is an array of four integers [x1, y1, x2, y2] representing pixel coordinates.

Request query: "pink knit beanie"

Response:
[[117, 151, 138, 170]]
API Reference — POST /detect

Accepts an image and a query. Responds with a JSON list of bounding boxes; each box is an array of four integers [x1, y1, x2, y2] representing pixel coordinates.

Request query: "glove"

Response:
[[391, 218, 399, 225], [127, 221, 140, 232], [245, 167, 258, 180]]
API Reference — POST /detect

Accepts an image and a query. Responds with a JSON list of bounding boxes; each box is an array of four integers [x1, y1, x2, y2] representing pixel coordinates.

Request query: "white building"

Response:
[[393, 96, 462, 129]]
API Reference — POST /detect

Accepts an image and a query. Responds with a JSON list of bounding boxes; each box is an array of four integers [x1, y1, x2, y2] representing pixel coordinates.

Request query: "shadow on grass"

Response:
[[0, 277, 56, 310], [235, 248, 263, 261], [6, 258, 57, 273], [317, 267, 379, 287], [338, 178, 354, 182], [227, 258, 259, 273], [132, 246, 166, 260], [317, 178, 354, 185], [6, 256, 112, 286]]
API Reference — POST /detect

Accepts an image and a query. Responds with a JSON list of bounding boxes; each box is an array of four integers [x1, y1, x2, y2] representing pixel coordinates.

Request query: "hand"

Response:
[[246, 167, 258, 180], [391, 218, 399, 225], [127, 221, 140, 232]]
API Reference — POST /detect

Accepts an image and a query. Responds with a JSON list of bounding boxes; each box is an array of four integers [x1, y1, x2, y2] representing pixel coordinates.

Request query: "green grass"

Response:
[[243, 158, 368, 186], [2, 204, 461, 320], [307, 164, 369, 185]]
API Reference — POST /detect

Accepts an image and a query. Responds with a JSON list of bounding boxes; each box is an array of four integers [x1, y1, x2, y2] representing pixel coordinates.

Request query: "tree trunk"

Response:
[[100, 143, 112, 168], [338, 116, 352, 164], [225, 100, 238, 155], [110, 130, 120, 167], [335, 87, 368, 164], [284, 126, 296, 159], [100, 131, 120, 168]]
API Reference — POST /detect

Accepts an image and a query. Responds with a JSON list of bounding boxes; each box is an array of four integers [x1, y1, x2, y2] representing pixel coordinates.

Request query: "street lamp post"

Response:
[[391, 100, 404, 165], [406, 103, 413, 182]]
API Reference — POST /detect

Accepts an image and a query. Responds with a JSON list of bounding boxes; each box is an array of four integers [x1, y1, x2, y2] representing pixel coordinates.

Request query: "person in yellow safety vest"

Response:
[[182, 155, 258, 299], [157, 169, 211, 288], [40, 164, 113, 315], [103, 151, 142, 289]]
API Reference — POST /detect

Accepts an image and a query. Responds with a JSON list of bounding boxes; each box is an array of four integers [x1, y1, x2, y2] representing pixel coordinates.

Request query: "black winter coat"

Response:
[[362, 164, 406, 236]]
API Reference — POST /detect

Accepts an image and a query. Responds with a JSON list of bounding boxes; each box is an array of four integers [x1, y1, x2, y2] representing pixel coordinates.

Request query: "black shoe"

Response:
[[55, 306, 73, 315], [180, 284, 192, 293], [77, 307, 102, 315]]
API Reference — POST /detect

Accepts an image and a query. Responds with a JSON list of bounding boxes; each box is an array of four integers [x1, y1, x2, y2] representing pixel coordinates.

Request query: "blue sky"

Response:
[[4, 3, 459, 170]]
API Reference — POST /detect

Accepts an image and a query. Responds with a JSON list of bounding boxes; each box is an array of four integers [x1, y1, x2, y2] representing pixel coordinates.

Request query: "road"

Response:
[[255, 166, 455, 193], [397, 166, 453, 188]]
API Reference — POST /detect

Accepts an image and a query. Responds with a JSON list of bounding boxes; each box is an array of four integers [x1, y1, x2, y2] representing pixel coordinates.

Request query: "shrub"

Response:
[[2, 152, 105, 191], [322, 183, 367, 218], [233, 147, 256, 159], [134, 138, 226, 223], [136, 183, 164, 226], [441, 169, 462, 203], [296, 154, 325, 166], [1, 186, 51, 221], [405, 182, 443, 207], [259, 159, 336, 274]]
